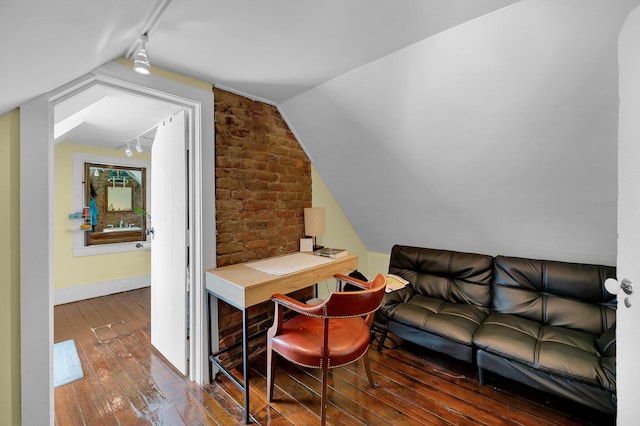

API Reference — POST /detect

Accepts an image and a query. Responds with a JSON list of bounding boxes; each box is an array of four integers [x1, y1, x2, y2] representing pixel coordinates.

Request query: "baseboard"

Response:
[[54, 275, 150, 305]]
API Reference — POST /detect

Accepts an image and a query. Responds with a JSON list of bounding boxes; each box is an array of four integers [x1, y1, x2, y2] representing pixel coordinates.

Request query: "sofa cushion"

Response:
[[474, 312, 611, 387], [492, 256, 616, 335], [388, 245, 494, 308], [385, 294, 488, 345], [379, 245, 494, 362]]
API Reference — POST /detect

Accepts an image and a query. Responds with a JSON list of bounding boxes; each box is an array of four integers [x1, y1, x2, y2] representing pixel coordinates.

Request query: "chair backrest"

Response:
[[322, 274, 387, 318]]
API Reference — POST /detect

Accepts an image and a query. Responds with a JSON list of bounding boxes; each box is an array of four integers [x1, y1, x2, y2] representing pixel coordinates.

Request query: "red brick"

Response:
[[214, 87, 312, 368]]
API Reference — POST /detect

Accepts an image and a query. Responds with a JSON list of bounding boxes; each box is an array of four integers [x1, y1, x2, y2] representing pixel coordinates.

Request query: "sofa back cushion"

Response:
[[389, 245, 493, 308], [493, 255, 616, 335]]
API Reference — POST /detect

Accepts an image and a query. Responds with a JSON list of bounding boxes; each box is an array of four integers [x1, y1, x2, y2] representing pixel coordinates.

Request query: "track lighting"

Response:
[[125, 143, 133, 157], [133, 34, 151, 75], [135, 137, 144, 153]]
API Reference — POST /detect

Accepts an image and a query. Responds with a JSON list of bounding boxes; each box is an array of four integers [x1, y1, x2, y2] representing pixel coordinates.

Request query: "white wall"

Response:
[[282, 0, 639, 265]]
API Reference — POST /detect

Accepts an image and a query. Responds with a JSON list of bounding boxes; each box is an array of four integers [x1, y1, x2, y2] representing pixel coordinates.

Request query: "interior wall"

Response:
[[54, 143, 151, 292], [311, 167, 371, 296], [282, 0, 637, 265], [214, 88, 314, 367], [0, 108, 21, 425]]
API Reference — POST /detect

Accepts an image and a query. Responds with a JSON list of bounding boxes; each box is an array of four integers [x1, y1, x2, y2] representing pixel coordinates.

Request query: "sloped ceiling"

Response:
[[1, 0, 518, 156], [281, 0, 640, 264], [151, 0, 519, 103], [2, 0, 639, 265], [0, 0, 516, 115], [0, 0, 157, 115]]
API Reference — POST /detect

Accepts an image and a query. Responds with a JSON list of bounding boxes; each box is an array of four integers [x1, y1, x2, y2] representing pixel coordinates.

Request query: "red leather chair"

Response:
[[266, 273, 387, 425]]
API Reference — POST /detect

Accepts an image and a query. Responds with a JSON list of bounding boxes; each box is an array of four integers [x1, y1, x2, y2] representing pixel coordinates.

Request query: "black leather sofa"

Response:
[[379, 245, 617, 414]]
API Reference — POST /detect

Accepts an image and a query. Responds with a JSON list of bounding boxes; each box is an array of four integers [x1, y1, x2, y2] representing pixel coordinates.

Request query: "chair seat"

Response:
[[271, 315, 371, 369], [267, 273, 387, 425]]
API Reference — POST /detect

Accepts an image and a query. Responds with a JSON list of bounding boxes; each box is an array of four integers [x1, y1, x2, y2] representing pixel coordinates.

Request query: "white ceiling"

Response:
[[1, 0, 517, 147], [151, 0, 519, 103], [4, 0, 640, 266], [53, 84, 182, 149]]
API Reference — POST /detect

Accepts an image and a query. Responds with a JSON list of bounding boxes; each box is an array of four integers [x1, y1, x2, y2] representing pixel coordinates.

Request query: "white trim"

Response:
[[215, 83, 278, 107], [277, 105, 314, 163], [20, 93, 54, 426], [20, 60, 216, 425], [54, 275, 151, 305], [73, 241, 152, 257]]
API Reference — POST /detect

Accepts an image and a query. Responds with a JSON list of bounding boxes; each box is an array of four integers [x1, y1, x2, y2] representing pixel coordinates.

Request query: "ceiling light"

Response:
[[133, 34, 151, 76], [125, 143, 133, 157], [135, 137, 144, 153]]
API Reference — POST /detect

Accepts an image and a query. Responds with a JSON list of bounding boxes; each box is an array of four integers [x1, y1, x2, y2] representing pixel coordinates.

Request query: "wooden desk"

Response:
[[205, 253, 358, 424]]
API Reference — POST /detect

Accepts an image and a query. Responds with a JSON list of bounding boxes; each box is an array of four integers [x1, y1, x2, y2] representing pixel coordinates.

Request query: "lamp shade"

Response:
[[304, 207, 326, 237]]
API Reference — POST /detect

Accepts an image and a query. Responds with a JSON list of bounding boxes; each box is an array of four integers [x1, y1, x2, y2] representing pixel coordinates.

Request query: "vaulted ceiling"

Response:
[[2, 0, 639, 265], [0, 0, 516, 114]]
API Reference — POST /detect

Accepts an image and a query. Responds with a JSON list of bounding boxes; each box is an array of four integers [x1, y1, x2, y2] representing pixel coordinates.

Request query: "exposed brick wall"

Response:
[[214, 87, 313, 367]]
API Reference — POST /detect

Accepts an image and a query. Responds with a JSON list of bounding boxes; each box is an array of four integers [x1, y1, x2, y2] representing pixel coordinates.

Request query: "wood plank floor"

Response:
[[54, 288, 615, 425]]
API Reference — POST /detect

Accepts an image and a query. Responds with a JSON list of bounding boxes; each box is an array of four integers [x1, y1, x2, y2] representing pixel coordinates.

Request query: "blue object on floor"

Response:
[[53, 339, 84, 388]]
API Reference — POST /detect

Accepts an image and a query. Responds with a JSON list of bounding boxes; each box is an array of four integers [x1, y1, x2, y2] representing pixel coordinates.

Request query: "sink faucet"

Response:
[[120, 219, 124, 228]]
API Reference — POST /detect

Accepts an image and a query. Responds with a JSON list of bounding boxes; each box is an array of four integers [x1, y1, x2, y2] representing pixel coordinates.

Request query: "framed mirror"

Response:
[[84, 162, 147, 245]]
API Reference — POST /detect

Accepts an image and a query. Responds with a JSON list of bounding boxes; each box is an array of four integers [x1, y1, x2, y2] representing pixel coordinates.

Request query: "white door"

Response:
[[150, 110, 189, 375], [616, 8, 640, 424]]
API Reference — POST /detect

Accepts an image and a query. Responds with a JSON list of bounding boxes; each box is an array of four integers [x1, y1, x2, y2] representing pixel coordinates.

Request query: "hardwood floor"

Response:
[[54, 288, 615, 425]]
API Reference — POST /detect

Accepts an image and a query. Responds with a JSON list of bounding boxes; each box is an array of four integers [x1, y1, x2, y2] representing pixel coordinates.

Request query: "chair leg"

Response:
[[377, 328, 388, 352], [362, 353, 375, 388], [266, 348, 276, 401], [321, 364, 328, 426]]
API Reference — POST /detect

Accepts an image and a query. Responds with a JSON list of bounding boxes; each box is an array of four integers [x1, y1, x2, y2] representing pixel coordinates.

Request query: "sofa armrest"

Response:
[[600, 356, 616, 393], [596, 323, 616, 393], [379, 284, 414, 317], [596, 322, 616, 357]]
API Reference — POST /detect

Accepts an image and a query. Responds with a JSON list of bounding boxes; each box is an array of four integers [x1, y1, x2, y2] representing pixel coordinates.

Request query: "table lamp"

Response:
[[304, 207, 325, 251]]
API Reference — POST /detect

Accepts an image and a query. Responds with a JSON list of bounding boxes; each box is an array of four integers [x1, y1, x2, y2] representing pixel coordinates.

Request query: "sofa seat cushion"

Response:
[[474, 312, 610, 387], [386, 294, 488, 346]]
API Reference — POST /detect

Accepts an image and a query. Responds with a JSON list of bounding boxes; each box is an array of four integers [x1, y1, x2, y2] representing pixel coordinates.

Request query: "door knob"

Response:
[[605, 278, 634, 295]]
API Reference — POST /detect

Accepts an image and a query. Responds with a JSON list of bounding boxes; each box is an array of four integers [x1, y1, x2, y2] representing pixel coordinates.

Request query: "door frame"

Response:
[[20, 61, 216, 425]]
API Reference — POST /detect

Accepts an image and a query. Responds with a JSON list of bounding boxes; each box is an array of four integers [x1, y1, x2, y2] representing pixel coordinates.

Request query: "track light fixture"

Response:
[[133, 34, 151, 75], [125, 143, 133, 157], [135, 137, 144, 153]]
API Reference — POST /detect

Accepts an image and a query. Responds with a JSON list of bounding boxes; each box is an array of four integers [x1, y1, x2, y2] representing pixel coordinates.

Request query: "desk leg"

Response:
[[233, 308, 255, 424], [207, 293, 212, 383], [242, 308, 250, 424]]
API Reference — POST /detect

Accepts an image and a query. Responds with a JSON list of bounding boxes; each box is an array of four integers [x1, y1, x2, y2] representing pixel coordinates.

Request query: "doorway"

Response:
[[54, 84, 190, 375], [20, 61, 216, 425]]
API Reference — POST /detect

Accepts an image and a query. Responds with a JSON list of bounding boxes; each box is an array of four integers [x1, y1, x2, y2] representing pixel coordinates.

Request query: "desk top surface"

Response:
[[205, 253, 358, 307]]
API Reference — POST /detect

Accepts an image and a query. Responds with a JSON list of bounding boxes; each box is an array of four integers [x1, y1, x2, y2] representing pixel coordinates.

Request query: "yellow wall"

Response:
[[54, 143, 152, 289], [311, 167, 390, 295], [0, 109, 21, 425], [114, 58, 212, 92]]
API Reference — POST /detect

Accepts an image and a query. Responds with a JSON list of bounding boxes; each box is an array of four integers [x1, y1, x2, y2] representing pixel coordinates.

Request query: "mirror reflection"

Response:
[[85, 163, 147, 245]]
